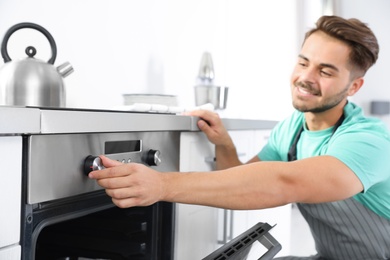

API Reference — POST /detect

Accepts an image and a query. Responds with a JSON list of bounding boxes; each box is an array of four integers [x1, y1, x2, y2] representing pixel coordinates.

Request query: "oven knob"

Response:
[[83, 155, 105, 175], [145, 149, 161, 166]]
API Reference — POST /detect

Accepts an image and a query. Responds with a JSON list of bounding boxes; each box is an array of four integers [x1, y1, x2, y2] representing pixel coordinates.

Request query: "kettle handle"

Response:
[[1, 22, 57, 64]]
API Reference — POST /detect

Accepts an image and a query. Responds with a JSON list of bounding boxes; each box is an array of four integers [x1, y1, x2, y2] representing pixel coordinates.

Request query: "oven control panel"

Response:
[[83, 149, 161, 175], [84, 156, 104, 175], [27, 132, 180, 204]]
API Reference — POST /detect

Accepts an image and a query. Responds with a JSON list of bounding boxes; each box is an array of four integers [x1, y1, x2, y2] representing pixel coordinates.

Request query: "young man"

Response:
[[89, 16, 390, 259]]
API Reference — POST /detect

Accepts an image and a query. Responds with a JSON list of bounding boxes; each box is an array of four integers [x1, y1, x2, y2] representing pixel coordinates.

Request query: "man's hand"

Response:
[[184, 110, 243, 169], [88, 156, 166, 208], [184, 110, 232, 146]]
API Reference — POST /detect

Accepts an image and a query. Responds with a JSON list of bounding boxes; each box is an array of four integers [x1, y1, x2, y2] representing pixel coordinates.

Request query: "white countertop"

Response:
[[0, 107, 40, 134], [0, 106, 277, 134]]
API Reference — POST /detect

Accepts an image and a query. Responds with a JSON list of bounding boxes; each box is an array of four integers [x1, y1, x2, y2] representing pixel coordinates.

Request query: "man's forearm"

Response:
[[161, 162, 290, 210], [215, 142, 243, 170]]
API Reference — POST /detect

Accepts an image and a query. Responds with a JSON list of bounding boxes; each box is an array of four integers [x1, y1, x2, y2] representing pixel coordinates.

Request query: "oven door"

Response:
[[22, 131, 179, 260]]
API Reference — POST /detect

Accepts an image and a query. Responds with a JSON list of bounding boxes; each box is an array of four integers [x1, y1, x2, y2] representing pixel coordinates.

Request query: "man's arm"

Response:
[[89, 155, 363, 210], [185, 110, 254, 169]]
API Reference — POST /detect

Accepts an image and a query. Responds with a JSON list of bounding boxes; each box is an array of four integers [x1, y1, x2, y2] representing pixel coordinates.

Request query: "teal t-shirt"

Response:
[[258, 102, 390, 220]]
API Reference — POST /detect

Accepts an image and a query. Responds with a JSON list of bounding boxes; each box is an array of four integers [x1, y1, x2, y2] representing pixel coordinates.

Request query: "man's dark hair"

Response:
[[305, 15, 379, 77]]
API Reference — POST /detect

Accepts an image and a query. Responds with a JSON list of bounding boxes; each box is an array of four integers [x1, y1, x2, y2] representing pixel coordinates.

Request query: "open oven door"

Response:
[[203, 222, 281, 260]]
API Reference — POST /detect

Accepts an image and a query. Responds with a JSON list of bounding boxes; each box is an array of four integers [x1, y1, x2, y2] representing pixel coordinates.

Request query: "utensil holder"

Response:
[[194, 85, 228, 110]]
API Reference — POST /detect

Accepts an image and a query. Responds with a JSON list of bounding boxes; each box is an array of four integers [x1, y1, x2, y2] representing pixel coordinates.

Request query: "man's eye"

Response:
[[321, 70, 332, 76], [299, 62, 307, 67]]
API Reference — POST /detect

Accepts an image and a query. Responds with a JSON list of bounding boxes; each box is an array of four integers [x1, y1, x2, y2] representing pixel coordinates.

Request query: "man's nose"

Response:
[[299, 67, 318, 83]]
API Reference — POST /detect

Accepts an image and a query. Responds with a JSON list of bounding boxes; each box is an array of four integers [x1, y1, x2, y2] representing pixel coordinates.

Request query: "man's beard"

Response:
[[292, 82, 349, 113]]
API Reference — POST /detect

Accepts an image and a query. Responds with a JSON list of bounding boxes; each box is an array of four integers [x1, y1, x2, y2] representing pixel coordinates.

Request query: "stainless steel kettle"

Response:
[[0, 22, 73, 107]]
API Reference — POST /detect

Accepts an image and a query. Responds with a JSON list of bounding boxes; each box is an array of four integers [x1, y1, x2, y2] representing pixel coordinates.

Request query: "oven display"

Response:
[[104, 140, 141, 154]]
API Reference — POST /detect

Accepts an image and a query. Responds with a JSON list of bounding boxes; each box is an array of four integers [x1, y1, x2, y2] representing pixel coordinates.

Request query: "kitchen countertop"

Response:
[[0, 107, 40, 134], [0, 106, 277, 134]]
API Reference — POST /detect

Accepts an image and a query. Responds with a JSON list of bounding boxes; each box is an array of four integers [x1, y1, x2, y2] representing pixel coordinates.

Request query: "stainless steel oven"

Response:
[[20, 108, 187, 260], [18, 107, 280, 260]]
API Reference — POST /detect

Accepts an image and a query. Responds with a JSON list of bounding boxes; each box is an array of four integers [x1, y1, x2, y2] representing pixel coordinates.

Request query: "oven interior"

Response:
[[36, 205, 172, 260], [22, 191, 174, 260]]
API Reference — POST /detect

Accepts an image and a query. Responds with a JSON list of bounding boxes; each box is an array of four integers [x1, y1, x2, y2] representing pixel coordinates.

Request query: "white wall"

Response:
[[0, 0, 298, 120], [337, 0, 390, 125], [1, 1, 389, 121]]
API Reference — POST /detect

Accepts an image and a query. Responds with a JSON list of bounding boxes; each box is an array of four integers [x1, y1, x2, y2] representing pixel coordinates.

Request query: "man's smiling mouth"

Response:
[[295, 82, 320, 96]]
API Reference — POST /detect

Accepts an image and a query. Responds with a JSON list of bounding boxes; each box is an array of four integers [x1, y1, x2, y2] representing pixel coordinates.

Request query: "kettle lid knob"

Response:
[[25, 46, 37, 58]]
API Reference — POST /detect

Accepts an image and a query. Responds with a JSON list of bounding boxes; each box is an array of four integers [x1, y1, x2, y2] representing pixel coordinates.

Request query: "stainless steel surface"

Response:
[[194, 85, 229, 110], [84, 155, 105, 175], [198, 52, 215, 84], [57, 61, 74, 78], [221, 118, 277, 130], [218, 209, 234, 244], [0, 60, 67, 107], [0, 107, 40, 134], [18, 107, 278, 260], [197, 52, 215, 84], [91, 156, 104, 171], [40, 109, 277, 133], [39, 109, 199, 133], [0, 106, 277, 135], [195, 51, 230, 109], [0, 22, 73, 107], [27, 131, 180, 204]]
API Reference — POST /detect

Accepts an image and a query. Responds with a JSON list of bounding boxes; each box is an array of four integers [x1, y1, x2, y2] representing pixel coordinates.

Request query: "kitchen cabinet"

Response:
[[228, 130, 292, 257], [176, 130, 291, 259], [176, 129, 291, 259], [175, 132, 219, 260], [0, 246, 21, 259], [0, 137, 22, 258]]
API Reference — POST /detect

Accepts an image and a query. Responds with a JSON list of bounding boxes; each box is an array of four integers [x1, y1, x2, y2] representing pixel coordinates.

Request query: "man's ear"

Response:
[[348, 77, 364, 96]]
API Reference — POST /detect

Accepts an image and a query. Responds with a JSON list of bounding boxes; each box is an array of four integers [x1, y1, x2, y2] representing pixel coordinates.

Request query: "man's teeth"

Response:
[[298, 86, 317, 95], [299, 87, 311, 94]]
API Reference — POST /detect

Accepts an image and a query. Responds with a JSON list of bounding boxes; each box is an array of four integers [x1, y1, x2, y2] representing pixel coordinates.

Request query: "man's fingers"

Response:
[[100, 155, 123, 167], [89, 163, 133, 179]]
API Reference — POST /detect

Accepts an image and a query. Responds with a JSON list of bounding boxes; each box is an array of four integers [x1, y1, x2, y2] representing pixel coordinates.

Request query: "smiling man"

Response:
[[89, 16, 390, 259]]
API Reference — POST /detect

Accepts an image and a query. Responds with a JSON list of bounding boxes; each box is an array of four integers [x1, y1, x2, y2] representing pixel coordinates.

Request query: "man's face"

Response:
[[290, 31, 355, 113]]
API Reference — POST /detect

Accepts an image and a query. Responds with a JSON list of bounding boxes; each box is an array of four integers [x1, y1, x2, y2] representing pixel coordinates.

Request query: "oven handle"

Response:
[[218, 209, 234, 244]]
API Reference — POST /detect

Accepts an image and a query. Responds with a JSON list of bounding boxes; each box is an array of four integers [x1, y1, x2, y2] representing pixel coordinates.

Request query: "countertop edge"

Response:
[[0, 107, 278, 134], [0, 107, 40, 134]]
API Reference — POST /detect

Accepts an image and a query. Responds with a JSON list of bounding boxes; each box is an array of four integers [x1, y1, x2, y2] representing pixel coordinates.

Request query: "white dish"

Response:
[[113, 103, 214, 114], [123, 94, 178, 106]]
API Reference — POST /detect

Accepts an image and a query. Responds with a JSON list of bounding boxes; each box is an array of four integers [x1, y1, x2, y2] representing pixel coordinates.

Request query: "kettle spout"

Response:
[[57, 61, 74, 78]]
